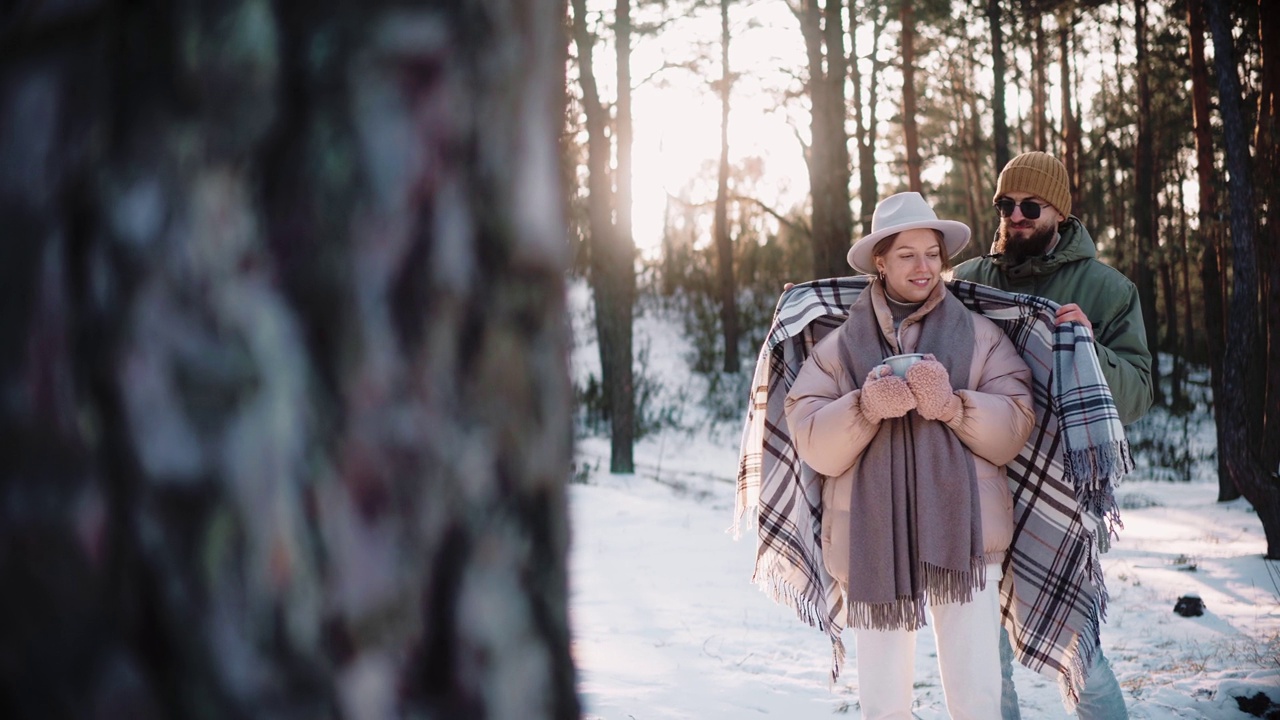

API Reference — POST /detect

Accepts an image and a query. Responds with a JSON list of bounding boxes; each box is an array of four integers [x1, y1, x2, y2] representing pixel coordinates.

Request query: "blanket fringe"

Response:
[[1053, 591, 1105, 714], [755, 570, 828, 631], [1065, 439, 1131, 540], [829, 633, 847, 684], [751, 553, 849, 683]]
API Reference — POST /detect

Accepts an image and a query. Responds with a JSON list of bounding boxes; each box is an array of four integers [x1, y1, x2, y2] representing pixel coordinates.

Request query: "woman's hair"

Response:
[[872, 229, 952, 271]]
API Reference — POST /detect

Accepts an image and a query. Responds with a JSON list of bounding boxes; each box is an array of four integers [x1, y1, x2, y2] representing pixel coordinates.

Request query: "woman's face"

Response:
[[875, 229, 944, 304]]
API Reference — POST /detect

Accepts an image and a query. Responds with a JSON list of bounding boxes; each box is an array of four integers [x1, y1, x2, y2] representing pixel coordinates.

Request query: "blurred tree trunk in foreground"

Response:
[[0, 1, 579, 717]]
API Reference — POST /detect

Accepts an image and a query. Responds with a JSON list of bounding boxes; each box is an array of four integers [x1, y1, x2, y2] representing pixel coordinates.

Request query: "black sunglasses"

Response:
[[993, 198, 1051, 219]]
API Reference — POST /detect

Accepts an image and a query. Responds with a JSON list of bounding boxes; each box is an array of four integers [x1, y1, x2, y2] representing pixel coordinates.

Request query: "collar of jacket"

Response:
[[870, 278, 948, 353], [987, 217, 1097, 280]]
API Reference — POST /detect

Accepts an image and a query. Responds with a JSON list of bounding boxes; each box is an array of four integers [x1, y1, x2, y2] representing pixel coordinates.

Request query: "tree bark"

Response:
[[1161, 253, 1181, 407], [0, 0, 580, 717], [1173, 168, 1191, 409], [1134, 0, 1163, 407], [1254, 0, 1280, 474], [989, 0, 1010, 172], [796, 0, 853, 279], [851, 3, 884, 237], [1206, 0, 1280, 558], [1187, 0, 1236, 500], [714, 0, 740, 371], [1031, 12, 1049, 152], [1058, 12, 1080, 215], [900, 0, 923, 194], [571, 0, 635, 473], [610, 0, 638, 471], [948, 55, 983, 241]]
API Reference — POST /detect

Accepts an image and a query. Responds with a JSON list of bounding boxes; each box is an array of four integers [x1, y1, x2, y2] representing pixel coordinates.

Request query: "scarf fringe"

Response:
[[923, 557, 988, 606], [847, 558, 987, 631], [847, 595, 929, 632]]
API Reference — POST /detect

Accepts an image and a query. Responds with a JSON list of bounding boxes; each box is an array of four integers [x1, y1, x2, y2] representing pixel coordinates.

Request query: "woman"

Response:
[[783, 192, 1035, 720]]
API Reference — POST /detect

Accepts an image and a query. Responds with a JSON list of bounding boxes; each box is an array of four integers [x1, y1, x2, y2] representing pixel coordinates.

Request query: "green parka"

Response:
[[952, 217, 1154, 425]]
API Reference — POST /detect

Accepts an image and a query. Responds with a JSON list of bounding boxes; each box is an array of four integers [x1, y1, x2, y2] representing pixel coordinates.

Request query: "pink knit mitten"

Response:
[[905, 354, 961, 421], [860, 365, 917, 422]]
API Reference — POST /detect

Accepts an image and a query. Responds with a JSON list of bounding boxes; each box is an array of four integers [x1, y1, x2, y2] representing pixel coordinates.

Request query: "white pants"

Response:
[[852, 563, 1003, 720]]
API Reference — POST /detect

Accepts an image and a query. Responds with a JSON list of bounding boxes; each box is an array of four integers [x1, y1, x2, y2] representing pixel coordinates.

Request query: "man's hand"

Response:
[[1056, 302, 1092, 333]]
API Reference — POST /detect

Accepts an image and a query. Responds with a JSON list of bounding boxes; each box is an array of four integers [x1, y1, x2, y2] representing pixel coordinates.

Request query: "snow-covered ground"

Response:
[[567, 280, 1280, 719]]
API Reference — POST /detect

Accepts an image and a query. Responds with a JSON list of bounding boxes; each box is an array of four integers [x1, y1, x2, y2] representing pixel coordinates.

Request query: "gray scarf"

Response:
[[836, 281, 984, 630]]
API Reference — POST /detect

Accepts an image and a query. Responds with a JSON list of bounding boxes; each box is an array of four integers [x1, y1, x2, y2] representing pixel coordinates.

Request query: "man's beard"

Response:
[[995, 221, 1056, 263]]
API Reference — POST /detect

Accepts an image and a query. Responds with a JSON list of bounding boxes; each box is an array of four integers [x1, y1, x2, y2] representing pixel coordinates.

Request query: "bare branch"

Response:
[[667, 193, 811, 237]]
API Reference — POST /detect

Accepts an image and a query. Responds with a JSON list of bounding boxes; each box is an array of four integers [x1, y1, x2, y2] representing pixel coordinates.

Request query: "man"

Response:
[[952, 151, 1154, 719]]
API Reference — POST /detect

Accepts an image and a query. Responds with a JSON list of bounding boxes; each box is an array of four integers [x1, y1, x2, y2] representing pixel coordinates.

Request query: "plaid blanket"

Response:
[[733, 277, 1133, 711]]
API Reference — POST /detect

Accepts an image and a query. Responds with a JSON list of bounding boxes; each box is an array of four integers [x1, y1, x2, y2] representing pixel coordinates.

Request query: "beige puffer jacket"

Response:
[[783, 281, 1035, 588]]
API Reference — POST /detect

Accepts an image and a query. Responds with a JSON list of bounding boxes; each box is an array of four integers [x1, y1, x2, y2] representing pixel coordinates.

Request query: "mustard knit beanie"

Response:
[[994, 151, 1071, 218]]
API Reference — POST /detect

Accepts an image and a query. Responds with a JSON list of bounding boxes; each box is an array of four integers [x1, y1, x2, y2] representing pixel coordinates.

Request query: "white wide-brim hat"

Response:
[[846, 191, 972, 274]]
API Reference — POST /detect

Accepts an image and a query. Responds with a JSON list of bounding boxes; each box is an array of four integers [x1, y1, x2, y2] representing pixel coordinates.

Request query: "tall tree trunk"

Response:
[[1178, 197, 1193, 400], [1161, 256, 1182, 407], [615, 0, 634, 273], [797, 0, 853, 278], [900, 0, 923, 193], [1031, 11, 1049, 151], [1134, 0, 1163, 407], [989, 0, 1010, 172], [0, 1, 579, 717], [852, 3, 884, 236], [1174, 168, 1192, 409], [714, 0, 740, 371], [1058, 11, 1080, 215], [572, 0, 635, 473], [1206, 0, 1280, 558], [949, 57, 982, 239], [1187, 0, 1236, 500], [611, 0, 637, 471], [1255, 0, 1280, 472]]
